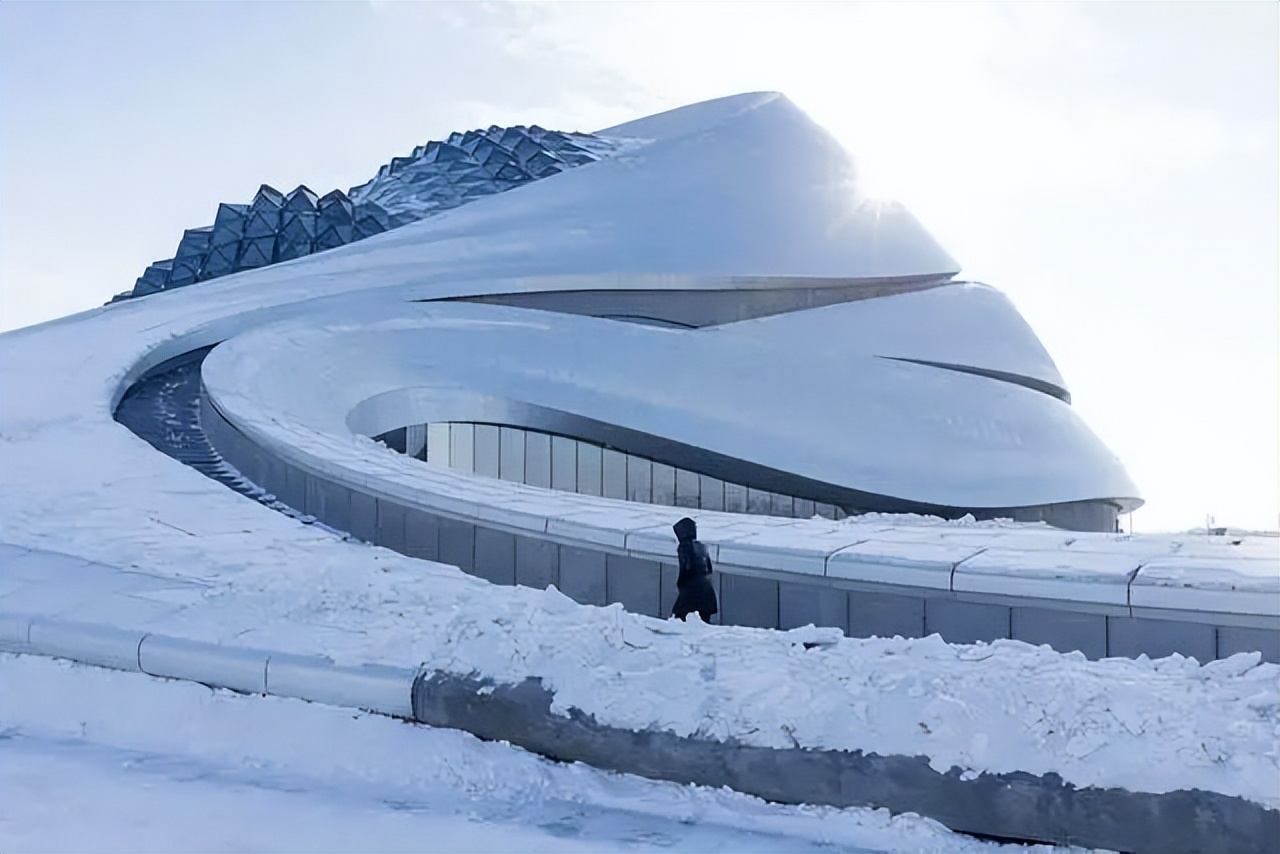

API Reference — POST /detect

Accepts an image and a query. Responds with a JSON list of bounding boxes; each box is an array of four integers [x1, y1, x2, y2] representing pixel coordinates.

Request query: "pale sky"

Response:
[[1, 2, 1276, 533]]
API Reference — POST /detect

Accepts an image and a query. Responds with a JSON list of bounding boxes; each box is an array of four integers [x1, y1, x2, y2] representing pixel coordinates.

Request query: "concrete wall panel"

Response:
[[926, 599, 1010, 645], [1012, 607, 1106, 659], [1218, 626, 1280, 663], [348, 490, 378, 543], [375, 499, 406, 553], [779, 582, 848, 632], [438, 518, 476, 574], [747, 487, 771, 515], [305, 475, 351, 533], [559, 546, 607, 606], [280, 462, 307, 513], [1108, 616, 1217, 663], [848, 590, 924, 640], [720, 573, 778, 628], [515, 535, 559, 590], [474, 528, 517, 586], [606, 555, 661, 617], [660, 563, 679, 617], [402, 506, 439, 562]]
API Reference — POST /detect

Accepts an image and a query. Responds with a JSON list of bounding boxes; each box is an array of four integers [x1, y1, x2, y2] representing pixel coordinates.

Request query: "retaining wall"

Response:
[[200, 392, 1280, 663]]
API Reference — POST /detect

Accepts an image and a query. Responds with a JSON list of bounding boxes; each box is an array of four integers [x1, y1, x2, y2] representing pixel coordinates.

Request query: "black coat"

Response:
[[672, 517, 717, 621]]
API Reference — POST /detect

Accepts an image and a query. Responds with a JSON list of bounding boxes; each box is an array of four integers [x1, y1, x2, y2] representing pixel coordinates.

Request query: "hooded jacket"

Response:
[[672, 517, 717, 620]]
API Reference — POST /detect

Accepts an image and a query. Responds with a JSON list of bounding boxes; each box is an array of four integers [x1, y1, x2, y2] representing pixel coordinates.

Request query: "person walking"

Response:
[[671, 516, 717, 622]]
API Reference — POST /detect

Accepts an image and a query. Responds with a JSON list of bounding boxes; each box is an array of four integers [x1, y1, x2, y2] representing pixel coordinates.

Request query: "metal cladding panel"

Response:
[[474, 424, 500, 478], [606, 554, 662, 617], [1108, 616, 1217, 663], [427, 423, 450, 464], [779, 582, 848, 632], [724, 482, 748, 513], [515, 535, 559, 589], [450, 423, 475, 472], [524, 431, 552, 488], [652, 463, 676, 505], [626, 455, 652, 503], [474, 528, 516, 586], [1012, 607, 1106, 659], [848, 590, 925, 639], [551, 435, 576, 491], [720, 573, 777, 629], [926, 599, 1010, 645], [675, 468, 700, 508], [375, 498, 407, 553], [699, 475, 725, 511], [559, 545, 607, 606], [577, 442, 603, 496], [403, 507, 440, 562], [438, 518, 476, 573], [1217, 626, 1280, 663], [348, 491, 378, 542], [499, 426, 525, 482], [602, 449, 627, 499]]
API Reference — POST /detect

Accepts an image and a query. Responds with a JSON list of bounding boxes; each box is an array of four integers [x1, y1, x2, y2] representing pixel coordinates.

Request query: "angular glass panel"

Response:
[[626, 455, 652, 503], [747, 487, 771, 515], [699, 475, 725, 511], [675, 468, 700, 508], [724, 482, 748, 513], [474, 424, 499, 478], [498, 427, 525, 483], [652, 463, 676, 506], [602, 449, 626, 500], [576, 442, 602, 497], [551, 435, 576, 491], [524, 431, 551, 489]]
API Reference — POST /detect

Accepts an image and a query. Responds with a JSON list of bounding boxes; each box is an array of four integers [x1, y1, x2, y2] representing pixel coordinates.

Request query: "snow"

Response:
[[0, 91, 1276, 848], [0, 654, 1052, 854], [3, 541, 1278, 809]]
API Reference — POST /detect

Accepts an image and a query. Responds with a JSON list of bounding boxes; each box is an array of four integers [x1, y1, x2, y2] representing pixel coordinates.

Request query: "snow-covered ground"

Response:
[[0, 654, 1062, 854], [1, 92, 1276, 850]]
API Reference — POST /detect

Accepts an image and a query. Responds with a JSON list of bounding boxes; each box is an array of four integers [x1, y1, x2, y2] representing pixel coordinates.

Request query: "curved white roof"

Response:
[[201, 277, 1137, 511]]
